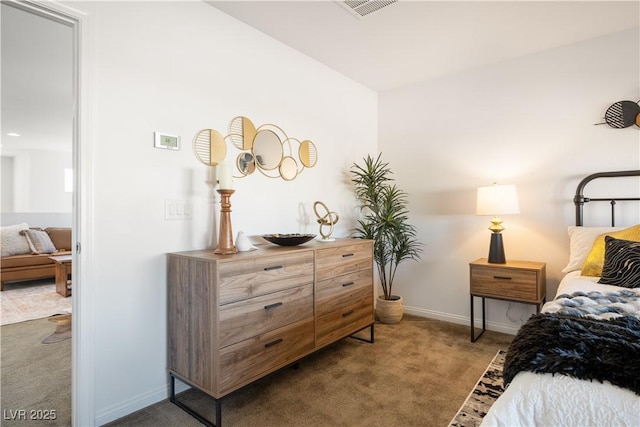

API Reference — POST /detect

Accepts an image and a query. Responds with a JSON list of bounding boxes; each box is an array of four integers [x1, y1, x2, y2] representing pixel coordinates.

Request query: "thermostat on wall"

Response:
[[154, 132, 181, 150]]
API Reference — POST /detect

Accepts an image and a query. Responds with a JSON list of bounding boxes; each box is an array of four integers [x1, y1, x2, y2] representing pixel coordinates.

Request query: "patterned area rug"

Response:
[[0, 281, 71, 325], [449, 350, 506, 427]]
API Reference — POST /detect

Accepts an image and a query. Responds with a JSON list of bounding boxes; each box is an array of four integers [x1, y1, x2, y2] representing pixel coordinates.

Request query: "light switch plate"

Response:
[[165, 199, 192, 220]]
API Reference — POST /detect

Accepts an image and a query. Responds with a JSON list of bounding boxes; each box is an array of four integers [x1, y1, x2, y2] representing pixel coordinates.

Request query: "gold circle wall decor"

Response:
[[299, 140, 318, 168], [193, 128, 227, 166], [192, 116, 318, 180]]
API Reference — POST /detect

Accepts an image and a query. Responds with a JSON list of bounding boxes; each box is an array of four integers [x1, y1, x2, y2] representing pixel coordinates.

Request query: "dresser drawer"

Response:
[[219, 284, 313, 348], [315, 242, 372, 281], [219, 252, 313, 305], [218, 318, 315, 393], [470, 266, 539, 301], [316, 269, 373, 314], [316, 296, 373, 348]]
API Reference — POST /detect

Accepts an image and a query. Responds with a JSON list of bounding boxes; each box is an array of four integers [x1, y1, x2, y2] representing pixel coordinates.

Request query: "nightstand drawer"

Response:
[[470, 275, 537, 301], [470, 260, 545, 303]]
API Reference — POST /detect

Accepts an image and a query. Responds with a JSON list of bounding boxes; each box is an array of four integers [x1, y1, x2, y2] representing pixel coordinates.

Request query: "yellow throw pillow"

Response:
[[581, 224, 640, 276]]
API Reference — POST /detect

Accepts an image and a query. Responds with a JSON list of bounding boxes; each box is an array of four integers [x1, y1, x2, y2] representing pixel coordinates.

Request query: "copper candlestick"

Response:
[[214, 189, 238, 255]]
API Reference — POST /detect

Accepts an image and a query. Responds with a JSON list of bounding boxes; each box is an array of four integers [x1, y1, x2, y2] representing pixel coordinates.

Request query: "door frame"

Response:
[[4, 1, 95, 425]]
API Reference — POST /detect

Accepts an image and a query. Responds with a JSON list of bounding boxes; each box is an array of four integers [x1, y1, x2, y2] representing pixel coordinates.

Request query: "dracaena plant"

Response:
[[351, 153, 422, 300]]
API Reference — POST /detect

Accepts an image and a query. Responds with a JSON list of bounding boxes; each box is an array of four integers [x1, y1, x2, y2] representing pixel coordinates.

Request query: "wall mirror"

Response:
[[192, 116, 317, 181], [236, 152, 255, 175], [253, 129, 283, 171], [280, 156, 298, 181]]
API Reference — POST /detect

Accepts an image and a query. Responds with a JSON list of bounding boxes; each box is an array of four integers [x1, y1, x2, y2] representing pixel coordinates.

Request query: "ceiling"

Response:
[[1, 2, 73, 153], [1, 1, 638, 154], [208, 0, 640, 92]]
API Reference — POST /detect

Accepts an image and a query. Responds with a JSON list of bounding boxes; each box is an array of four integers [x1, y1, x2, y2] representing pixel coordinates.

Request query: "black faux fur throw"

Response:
[[503, 313, 640, 395]]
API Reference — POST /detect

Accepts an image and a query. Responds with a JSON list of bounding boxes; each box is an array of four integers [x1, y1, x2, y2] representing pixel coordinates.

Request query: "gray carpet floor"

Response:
[[0, 314, 512, 427], [107, 316, 512, 426], [1, 317, 71, 427]]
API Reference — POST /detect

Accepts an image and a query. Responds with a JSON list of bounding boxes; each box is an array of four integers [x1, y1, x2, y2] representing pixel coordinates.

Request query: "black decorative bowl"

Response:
[[262, 233, 316, 246]]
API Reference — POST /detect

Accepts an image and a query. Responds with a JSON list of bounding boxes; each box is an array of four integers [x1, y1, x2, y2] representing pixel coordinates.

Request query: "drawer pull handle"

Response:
[[264, 265, 283, 271], [264, 302, 283, 310], [342, 281, 355, 287], [493, 275, 512, 280], [342, 253, 354, 258], [264, 338, 283, 348], [342, 310, 354, 317]]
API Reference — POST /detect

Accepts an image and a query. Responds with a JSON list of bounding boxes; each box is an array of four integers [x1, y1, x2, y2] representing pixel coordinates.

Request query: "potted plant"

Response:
[[350, 153, 422, 323]]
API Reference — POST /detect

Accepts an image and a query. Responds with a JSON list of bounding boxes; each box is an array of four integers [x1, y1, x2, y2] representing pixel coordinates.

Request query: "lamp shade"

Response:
[[476, 184, 520, 216]]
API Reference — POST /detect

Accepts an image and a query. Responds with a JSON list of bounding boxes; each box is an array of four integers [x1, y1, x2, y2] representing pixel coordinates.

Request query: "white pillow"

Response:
[[561, 226, 622, 273], [0, 223, 31, 257]]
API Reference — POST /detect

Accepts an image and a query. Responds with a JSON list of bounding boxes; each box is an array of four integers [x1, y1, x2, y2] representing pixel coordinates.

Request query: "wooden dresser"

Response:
[[167, 238, 373, 425]]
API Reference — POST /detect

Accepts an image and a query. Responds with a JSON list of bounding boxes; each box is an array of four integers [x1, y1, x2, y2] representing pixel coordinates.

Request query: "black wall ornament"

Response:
[[595, 100, 640, 128]]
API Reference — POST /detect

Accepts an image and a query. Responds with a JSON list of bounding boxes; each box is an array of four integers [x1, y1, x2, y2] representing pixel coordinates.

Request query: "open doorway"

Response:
[[1, 2, 76, 425]]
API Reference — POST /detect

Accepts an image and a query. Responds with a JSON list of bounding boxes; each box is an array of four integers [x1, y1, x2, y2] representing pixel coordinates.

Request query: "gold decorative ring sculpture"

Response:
[[313, 201, 339, 241]]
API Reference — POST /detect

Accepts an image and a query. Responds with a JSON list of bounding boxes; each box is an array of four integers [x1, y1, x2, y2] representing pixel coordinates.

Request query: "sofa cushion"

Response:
[[23, 229, 57, 254], [1, 223, 31, 257], [0, 251, 70, 268], [45, 228, 72, 251]]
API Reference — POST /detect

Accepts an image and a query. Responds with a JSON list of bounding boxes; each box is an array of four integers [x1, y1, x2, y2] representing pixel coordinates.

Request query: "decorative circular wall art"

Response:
[[192, 129, 227, 166], [193, 116, 318, 181], [596, 100, 640, 129]]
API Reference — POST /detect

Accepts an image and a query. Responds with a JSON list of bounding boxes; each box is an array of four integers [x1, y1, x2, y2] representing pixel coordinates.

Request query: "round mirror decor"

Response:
[[192, 116, 317, 181], [253, 129, 283, 171], [236, 152, 256, 176], [280, 156, 298, 181]]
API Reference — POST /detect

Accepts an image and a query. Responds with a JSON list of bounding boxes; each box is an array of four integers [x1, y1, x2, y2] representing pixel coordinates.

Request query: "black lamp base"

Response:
[[488, 233, 506, 264]]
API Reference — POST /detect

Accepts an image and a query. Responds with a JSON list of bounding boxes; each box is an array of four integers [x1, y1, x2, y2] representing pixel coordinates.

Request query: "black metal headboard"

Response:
[[574, 170, 640, 226]]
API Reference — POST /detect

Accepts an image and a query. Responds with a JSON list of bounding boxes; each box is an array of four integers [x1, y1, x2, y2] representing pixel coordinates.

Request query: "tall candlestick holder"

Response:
[[214, 189, 238, 255]]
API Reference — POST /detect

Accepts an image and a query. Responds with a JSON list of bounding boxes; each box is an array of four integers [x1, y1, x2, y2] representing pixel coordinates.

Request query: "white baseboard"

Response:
[[95, 378, 190, 426], [403, 305, 519, 336]]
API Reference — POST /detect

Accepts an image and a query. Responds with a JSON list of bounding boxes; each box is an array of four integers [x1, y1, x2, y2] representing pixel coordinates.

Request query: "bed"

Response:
[[481, 170, 640, 427]]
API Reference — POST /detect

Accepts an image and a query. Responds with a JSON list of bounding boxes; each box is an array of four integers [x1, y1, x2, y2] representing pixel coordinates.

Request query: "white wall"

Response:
[[0, 150, 72, 213], [76, 2, 377, 424], [1, 156, 14, 211], [379, 28, 640, 333]]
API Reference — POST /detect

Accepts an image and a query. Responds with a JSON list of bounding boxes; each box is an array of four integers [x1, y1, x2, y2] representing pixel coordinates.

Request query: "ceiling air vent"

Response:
[[338, 0, 398, 19]]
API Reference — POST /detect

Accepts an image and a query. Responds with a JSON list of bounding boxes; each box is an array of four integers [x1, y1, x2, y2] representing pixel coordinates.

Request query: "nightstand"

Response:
[[469, 258, 546, 342]]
